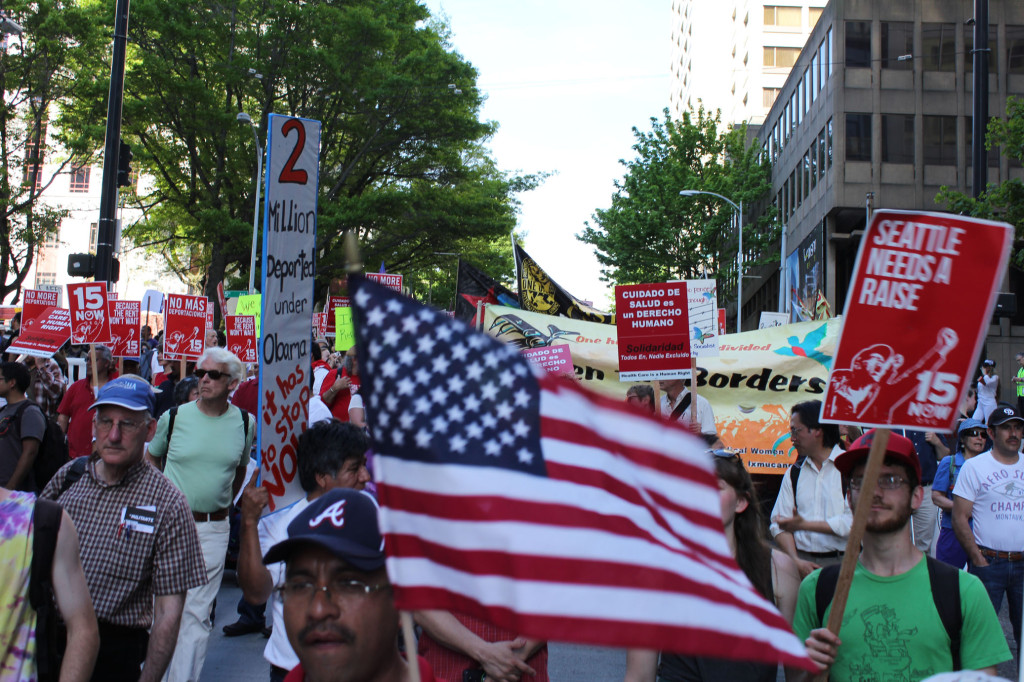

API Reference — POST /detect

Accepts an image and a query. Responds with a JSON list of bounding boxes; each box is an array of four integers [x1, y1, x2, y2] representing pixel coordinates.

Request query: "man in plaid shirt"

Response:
[[28, 355, 65, 418], [43, 375, 206, 682]]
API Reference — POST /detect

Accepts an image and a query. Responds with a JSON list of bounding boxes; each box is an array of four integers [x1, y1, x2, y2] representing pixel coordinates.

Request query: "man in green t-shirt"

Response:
[[793, 431, 1010, 681]]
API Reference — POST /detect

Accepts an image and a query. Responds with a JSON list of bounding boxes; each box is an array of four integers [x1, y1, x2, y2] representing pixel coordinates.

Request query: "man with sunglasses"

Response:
[[953, 401, 1024, 658], [794, 431, 1009, 681], [263, 487, 441, 682], [147, 347, 256, 682], [41, 375, 206, 681]]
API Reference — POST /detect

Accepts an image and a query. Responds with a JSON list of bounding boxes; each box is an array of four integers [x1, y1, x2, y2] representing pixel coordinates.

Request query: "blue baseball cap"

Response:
[[89, 375, 158, 415], [262, 488, 386, 570], [957, 418, 986, 437]]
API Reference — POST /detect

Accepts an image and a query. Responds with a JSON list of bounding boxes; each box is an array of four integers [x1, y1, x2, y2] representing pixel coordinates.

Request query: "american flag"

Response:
[[351, 275, 813, 670]]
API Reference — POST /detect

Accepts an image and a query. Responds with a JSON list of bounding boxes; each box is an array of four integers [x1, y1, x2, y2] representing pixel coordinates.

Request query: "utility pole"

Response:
[[93, 0, 131, 285], [971, 0, 989, 199]]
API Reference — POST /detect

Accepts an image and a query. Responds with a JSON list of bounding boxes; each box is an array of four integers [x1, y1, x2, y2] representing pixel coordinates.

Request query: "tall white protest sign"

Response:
[[259, 114, 321, 512]]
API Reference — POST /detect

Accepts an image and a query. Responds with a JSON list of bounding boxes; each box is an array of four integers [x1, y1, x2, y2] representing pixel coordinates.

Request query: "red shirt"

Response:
[[418, 614, 548, 682], [284, 655, 441, 682], [57, 379, 97, 458], [231, 376, 259, 416], [318, 368, 360, 422]]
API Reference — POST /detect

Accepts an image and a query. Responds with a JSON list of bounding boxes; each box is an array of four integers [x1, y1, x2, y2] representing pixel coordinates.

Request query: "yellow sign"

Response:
[[334, 307, 355, 351], [482, 305, 841, 474], [236, 294, 261, 337]]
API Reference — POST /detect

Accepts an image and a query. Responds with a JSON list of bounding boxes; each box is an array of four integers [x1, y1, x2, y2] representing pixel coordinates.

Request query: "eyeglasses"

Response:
[[709, 448, 740, 460], [962, 429, 987, 439], [277, 578, 390, 604], [194, 369, 229, 380], [94, 416, 147, 435], [849, 474, 909, 491]]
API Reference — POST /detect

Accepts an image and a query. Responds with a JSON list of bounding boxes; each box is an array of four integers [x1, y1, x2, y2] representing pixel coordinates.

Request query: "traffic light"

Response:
[[116, 139, 133, 187]]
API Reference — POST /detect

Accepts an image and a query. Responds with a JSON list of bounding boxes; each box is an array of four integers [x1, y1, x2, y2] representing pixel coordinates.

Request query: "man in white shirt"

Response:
[[953, 401, 1024, 655], [770, 399, 852, 578], [658, 379, 716, 437], [237, 420, 370, 682]]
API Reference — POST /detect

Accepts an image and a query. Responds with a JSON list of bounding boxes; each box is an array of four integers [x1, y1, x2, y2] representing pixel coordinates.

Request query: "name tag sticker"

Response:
[[121, 505, 157, 534]]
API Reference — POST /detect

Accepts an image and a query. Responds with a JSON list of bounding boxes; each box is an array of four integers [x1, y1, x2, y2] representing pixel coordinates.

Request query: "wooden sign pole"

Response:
[[688, 354, 699, 431], [179, 358, 186, 381], [89, 344, 99, 391], [653, 381, 662, 416], [812, 429, 891, 682]]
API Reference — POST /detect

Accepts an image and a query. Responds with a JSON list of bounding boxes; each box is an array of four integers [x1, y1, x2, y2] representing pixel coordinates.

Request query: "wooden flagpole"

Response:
[[812, 428, 891, 682]]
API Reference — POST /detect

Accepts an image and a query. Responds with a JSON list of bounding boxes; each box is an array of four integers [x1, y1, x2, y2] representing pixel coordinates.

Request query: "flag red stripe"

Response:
[[391, 586, 815, 672], [540, 412, 716, 486], [377, 482, 730, 566], [544, 460, 724, 536], [386, 532, 781, 624]]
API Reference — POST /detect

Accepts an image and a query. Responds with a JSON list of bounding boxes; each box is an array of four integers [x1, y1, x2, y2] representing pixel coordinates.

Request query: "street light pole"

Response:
[[237, 112, 262, 294], [679, 190, 744, 332]]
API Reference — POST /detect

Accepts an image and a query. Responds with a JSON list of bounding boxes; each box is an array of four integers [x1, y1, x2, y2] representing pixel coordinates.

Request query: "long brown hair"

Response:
[[715, 455, 774, 602]]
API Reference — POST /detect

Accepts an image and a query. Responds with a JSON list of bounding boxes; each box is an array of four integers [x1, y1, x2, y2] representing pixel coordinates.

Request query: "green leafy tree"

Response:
[[579, 106, 777, 306], [63, 0, 539, 315], [937, 96, 1024, 267], [0, 0, 103, 302]]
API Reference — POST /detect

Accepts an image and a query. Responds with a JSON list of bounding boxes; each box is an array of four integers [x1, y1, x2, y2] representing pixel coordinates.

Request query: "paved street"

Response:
[[203, 571, 1020, 681]]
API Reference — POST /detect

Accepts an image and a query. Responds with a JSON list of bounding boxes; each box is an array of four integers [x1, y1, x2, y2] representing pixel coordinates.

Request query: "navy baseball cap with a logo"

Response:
[[262, 488, 386, 570], [988, 402, 1024, 428]]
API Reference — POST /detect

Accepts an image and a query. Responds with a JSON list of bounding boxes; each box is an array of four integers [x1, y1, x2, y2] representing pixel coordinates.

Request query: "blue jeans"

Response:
[[970, 555, 1023, 650]]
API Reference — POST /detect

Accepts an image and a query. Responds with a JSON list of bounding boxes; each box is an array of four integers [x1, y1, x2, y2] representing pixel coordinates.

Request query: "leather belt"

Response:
[[192, 508, 229, 522], [979, 547, 1024, 561], [801, 550, 843, 559]]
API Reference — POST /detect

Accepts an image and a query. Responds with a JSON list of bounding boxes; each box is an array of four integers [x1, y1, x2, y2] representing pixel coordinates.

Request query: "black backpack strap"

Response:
[[926, 555, 962, 670], [788, 457, 804, 514], [167, 405, 178, 444], [56, 457, 89, 499], [30, 498, 63, 610], [668, 393, 692, 422], [239, 405, 249, 440], [814, 563, 841, 627]]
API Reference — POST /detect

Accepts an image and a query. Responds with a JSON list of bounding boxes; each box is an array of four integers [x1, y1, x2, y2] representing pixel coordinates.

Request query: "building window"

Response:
[[763, 87, 781, 109], [764, 46, 801, 68], [922, 23, 956, 72], [966, 117, 1001, 168], [965, 26, 999, 74], [22, 122, 47, 190], [809, 7, 823, 28], [846, 21, 871, 68], [790, 92, 797, 135], [796, 81, 803, 125], [1009, 26, 1024, 74], [35, 272, 56, 287], [803, 68, 811, 111], [827, 26, 834, 75], [818, 127, 827, 178], [818, 39, 828, 89], [810, 140, 818, 189], [882, 114, 914, 164], [803, 152, 811, 197], [846, 113, 871, 162], [881, 22, 913, 70], [923, 116, 956, 165], [827, 118, 833, 167], [764, 6, 801, 28], [69, 165, 90, 192]]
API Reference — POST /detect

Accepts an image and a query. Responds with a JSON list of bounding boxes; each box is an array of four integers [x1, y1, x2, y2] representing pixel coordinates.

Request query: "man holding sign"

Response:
[[794, 431, 1009, 680]]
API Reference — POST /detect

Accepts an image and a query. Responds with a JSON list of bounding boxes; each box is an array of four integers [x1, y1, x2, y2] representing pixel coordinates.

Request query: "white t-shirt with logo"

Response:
[[953, 451, 1024, 551], [258, 497, 312, 670]]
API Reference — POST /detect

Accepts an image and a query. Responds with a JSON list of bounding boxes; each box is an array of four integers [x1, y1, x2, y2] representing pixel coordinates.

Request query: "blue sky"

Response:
[[421, 0, 672, 308]]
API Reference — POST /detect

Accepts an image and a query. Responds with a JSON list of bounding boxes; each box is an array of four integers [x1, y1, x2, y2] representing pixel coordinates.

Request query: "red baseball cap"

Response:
[[834, 429, 922, 482]]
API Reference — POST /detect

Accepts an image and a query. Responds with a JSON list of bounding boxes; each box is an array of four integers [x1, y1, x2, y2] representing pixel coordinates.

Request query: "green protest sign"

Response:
[[236, 294, 261, 337], [334, 307, 354, 351]]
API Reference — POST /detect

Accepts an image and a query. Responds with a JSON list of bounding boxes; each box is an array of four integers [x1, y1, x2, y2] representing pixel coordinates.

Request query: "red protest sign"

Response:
[[108, 300, 141, 358], [821, 210, 1013, 431], [366, 273, 403, 292], [521, 344, 575, 377], [163, 294, 208, 359], [614, 282, 691, 381], [226, 315, 257, 363], [67, 282, 111, 345], [312, 312, 328, 338], [6, 307, 70, 358], [23, 289, 60, 325], [325, 295, 349, 335]]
